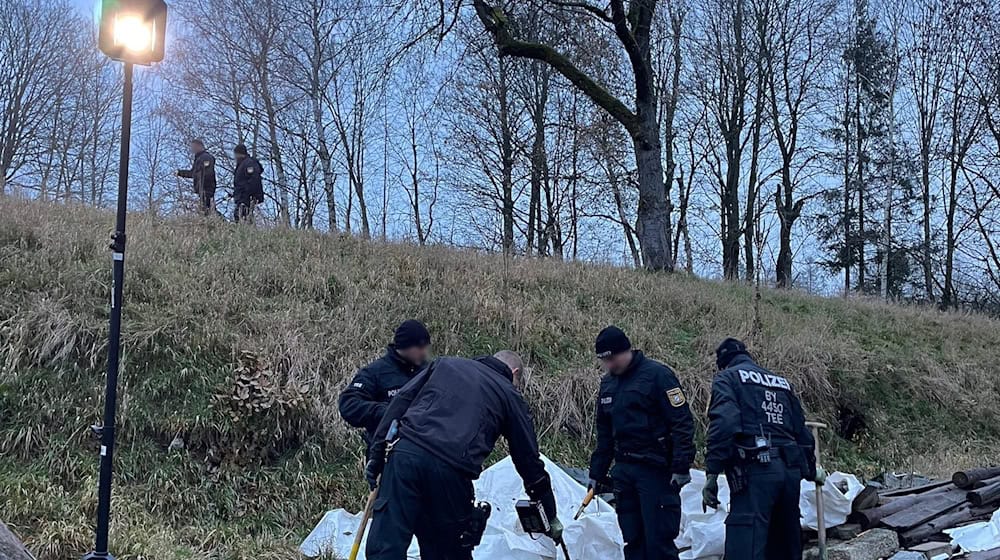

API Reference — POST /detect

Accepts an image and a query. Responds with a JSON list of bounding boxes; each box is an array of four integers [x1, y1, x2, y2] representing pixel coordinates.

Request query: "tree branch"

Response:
[[544, 0, 613, 22], [473, 0, 639, 135]]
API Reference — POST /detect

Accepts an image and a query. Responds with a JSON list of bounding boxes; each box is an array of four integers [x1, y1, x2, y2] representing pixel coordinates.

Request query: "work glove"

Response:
[[365, 442, 387, 490], [702, 474, 720, 512], [364, 457, 383, 490], [670, 472, 692, 490], [588, 477, 612, 494], [813, 466, 828, 486], [546, 516, 564, 543]]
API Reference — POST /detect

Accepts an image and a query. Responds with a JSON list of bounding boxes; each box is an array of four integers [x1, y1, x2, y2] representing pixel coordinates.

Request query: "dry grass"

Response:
[[1, 197, 999, 559]]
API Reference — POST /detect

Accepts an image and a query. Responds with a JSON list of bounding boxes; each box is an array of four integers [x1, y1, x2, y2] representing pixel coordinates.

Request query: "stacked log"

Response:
[[850, 467, 1000, 551]]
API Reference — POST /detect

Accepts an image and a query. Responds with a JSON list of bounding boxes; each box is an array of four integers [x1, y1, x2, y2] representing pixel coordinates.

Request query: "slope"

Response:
[[1, 198, 998, 559]]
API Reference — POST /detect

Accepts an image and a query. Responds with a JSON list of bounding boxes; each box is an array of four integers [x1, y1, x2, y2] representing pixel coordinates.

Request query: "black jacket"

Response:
[[705, 355, 816, 478], [339, 347, 423, 446], [233, 156, 264, 204], [178, 150, 217, 194], [588, 351, 696, 481], [372, 356, 556, 516]]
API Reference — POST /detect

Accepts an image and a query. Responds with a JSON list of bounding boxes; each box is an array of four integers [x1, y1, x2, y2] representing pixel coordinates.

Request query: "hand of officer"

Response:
[[670, 472, 692, 490], [364, 455, 384, 491], [814, 466, 828, 486], [702, 474, 721, 512], [546, 516, 564, 543]]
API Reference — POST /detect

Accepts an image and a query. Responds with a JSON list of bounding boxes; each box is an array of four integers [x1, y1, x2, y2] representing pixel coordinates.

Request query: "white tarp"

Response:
[[300, 454, 623, 560], [300, 457, 862, 560], [946, 509, 1000, 552]]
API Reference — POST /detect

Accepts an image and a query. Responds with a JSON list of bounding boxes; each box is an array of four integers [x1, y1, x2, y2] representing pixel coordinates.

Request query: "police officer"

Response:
[[176, 139, 216, 215], [587, 326, 695, 560], [702, 338, 827, 560], [232, 144, 264, 223], [364, 351, 562, 560], [339, 320, 431, 454]]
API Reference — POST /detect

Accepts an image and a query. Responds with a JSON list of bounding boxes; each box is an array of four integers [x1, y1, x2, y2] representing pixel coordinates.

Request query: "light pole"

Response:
[[87, 2, 167, 559]]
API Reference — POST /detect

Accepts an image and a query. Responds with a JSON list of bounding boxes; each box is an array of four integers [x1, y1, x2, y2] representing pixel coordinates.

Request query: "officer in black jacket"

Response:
[[365, 351, 562, 560], [703, 338, 826, 560], [587, 326, 695, 560], [232, 144, 264, 223], [176, 139, 216, 215], [338, 320, 431, 453]]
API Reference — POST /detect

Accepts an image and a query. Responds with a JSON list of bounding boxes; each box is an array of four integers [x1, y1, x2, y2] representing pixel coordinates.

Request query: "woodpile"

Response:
[[845, 467, 1000, 557]]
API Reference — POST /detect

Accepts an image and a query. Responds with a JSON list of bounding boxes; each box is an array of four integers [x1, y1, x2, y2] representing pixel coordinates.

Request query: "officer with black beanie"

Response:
[[232, 143, 264, 223], [588, 326, 695, 560], [338, 320, 432, 453], [703, 337, 825, 560]]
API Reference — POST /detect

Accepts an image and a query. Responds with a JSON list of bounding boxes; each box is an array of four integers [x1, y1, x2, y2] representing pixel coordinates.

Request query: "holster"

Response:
[[458, 501, 492, 551], [727, 463, 749, 495]]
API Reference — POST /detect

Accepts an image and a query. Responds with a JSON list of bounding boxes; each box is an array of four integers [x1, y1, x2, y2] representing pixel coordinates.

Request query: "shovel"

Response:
[[806, 421, 828, 560], [348, 486, 379, 560]]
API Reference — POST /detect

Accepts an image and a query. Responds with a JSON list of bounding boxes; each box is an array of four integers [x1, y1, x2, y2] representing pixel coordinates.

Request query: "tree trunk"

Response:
[[634, 100, 672, 271], [609, 162, 641, 269], [499, 57, 516, 255], [311, 91, 337, 232]]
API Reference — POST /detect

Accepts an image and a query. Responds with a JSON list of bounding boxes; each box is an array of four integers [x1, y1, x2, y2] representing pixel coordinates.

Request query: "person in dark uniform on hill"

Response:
[[338, 320, 431, 454], [232, 144, 264, 223], [364, 350, 562, 560], [176, 139, 216, 215], [587, 326, 696, 560], [702, 338, 827, 560]]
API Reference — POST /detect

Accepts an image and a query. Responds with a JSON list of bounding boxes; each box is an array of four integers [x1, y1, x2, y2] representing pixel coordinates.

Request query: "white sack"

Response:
[[946, 509, 1000, 553], [799, 472, 865, 530], [678, 469, 731, 560]]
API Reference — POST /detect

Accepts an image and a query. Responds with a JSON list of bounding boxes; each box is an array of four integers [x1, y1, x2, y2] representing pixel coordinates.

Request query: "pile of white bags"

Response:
[[300, 455, 863, 560], [300, 455, 623, 560]]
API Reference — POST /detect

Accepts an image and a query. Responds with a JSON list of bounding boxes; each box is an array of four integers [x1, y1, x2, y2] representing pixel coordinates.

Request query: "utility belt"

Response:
[[616, 436, 671, 467], [616, 449, 670, 467], [728, 442, 799, 495]]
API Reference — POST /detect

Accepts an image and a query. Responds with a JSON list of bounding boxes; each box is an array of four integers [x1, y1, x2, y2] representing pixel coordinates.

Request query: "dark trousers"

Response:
[[198, 187, 215, 215], [612, 461, 682, 560], [724, 456, 803, 560], [234, 195, 253, 223], [366, 439, 474, 560]]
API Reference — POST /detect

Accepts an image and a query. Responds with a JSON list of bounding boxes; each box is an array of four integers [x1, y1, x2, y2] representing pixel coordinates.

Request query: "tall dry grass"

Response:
[[1, 198, 999, 558]]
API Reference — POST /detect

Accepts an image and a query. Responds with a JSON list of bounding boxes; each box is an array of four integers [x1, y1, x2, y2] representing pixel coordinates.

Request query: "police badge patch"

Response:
[[666, 388, 686, 407]]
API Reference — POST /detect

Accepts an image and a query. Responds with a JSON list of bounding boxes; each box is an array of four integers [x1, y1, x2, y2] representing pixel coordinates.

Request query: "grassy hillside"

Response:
[[1, 197, 999, 559]]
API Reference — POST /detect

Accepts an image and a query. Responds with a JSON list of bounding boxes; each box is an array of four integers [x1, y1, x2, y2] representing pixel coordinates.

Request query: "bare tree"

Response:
[[472, 0, 675, 270], [0, 0, 81, 193], [760, 0, 837, 287]]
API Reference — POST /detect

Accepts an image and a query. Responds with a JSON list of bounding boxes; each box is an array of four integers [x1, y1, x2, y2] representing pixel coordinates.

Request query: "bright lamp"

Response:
[[98, 0, 167, 65]]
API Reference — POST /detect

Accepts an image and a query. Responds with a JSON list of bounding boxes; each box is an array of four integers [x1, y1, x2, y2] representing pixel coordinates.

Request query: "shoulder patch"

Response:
[[247, 166, 255, 174], [352, 382, 364, 389], [666, 387, 686, 408], [203, 160, 211, 167]]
